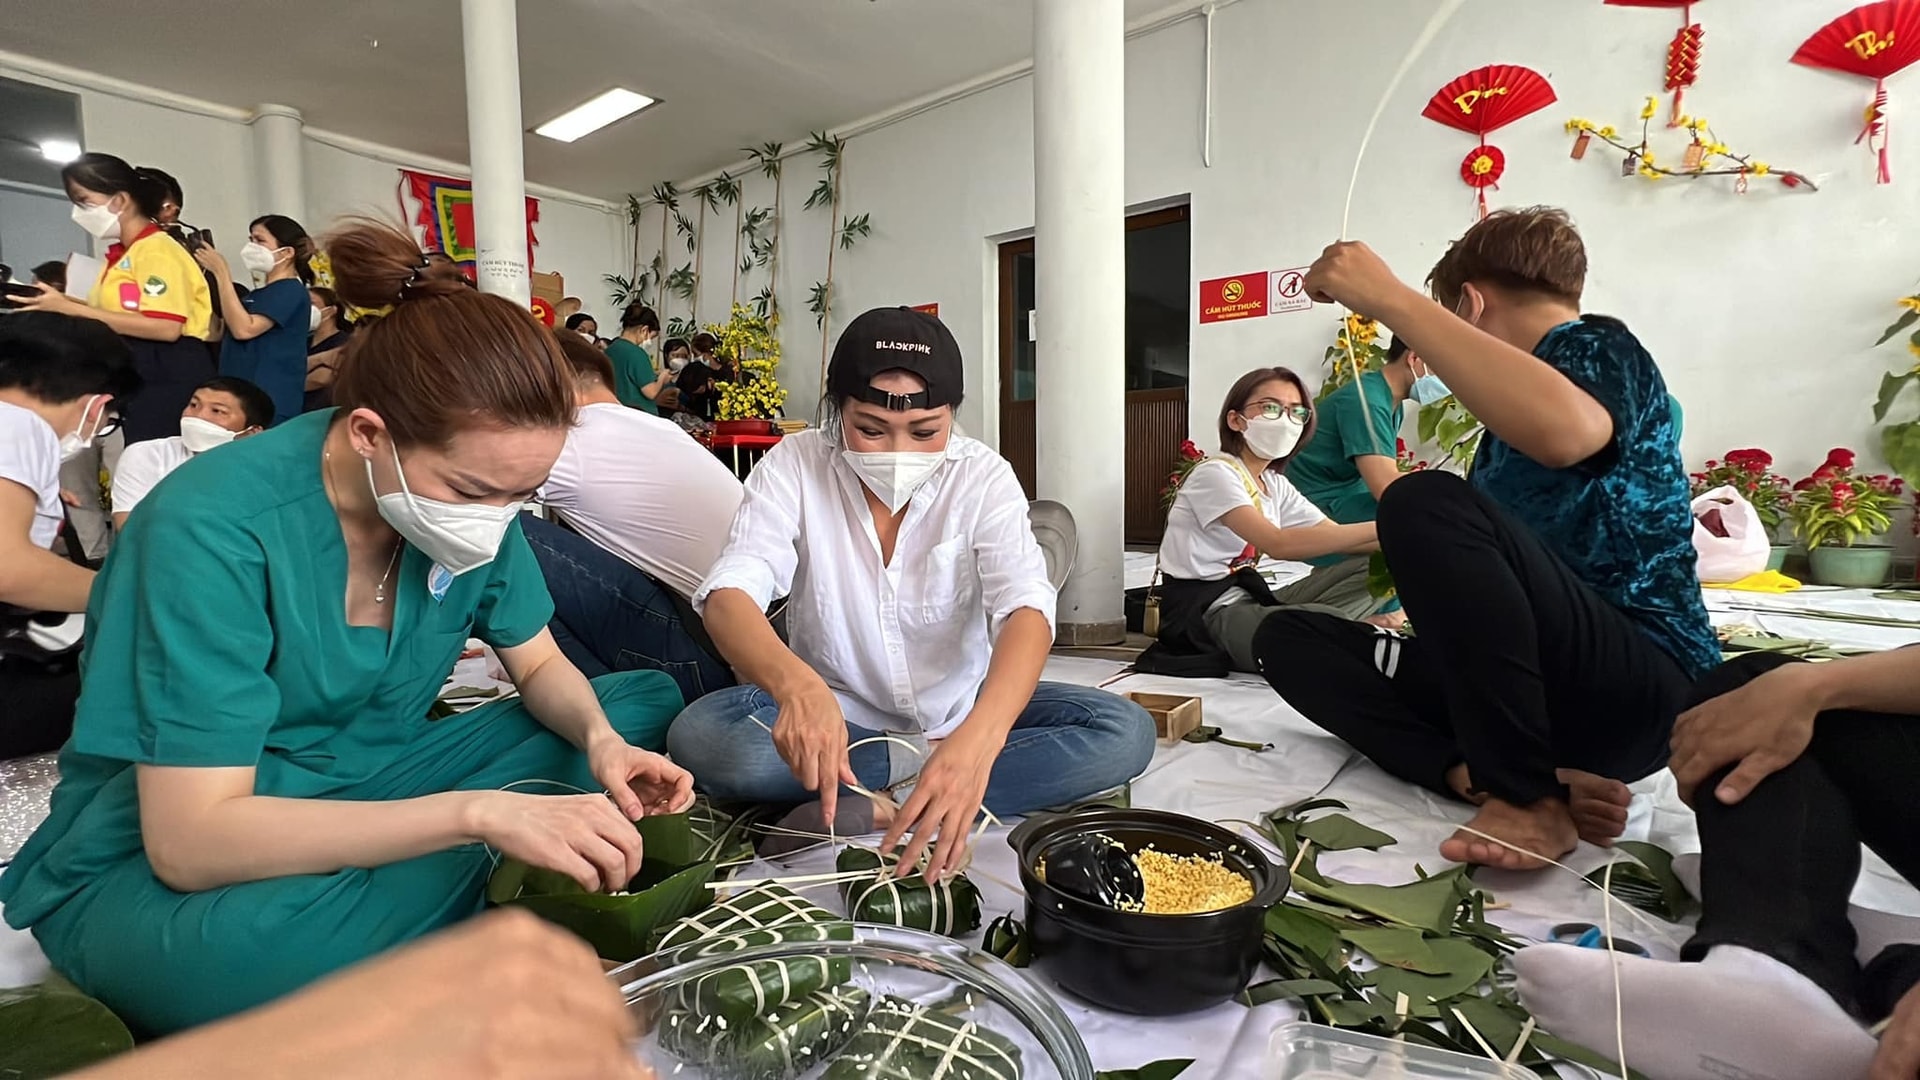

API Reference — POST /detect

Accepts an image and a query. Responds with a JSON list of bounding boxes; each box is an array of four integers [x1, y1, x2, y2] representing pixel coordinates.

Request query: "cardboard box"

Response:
[[1127, 692, 1203, 743]]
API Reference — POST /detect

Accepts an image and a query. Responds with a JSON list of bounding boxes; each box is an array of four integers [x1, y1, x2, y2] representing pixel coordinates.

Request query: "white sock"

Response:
[[1514, 943, 1878, 1080]]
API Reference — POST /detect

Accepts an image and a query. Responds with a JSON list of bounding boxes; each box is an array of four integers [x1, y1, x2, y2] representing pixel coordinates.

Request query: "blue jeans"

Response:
[[664, 682, 1156, 817], [521, 514, 734, 705]]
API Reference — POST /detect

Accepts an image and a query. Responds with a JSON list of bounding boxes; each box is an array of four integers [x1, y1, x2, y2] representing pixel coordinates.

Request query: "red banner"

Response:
[[399, 169, 540, 278], [1199, 272, 1269, 324]]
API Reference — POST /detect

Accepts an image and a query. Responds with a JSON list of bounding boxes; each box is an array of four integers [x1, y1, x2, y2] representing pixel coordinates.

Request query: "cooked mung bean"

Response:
[[1129, 848, 1254, 914]]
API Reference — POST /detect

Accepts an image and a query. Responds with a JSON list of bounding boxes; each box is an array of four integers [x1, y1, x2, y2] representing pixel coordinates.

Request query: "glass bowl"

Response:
[[610, 923, 1095, 1080]]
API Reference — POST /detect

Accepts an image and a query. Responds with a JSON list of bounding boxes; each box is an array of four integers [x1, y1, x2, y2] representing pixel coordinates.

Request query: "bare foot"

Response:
[[757, 795, 893, 858], [1439, 796, 1579, 871], [1556, 768, 1631, 848], [1364, 611, 1409, 630]]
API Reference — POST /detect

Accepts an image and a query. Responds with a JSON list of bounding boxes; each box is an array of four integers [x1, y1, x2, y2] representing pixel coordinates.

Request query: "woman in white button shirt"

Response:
[[1141, 366, 1383, 677], [670, 307, 1155, 877]]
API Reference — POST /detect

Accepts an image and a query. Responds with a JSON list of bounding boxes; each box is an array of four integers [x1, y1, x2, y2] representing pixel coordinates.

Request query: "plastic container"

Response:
[[1269, 1022, 1533, 1079], [609, 923, 1095, 1080], [1007, 808, 1289, 1016]]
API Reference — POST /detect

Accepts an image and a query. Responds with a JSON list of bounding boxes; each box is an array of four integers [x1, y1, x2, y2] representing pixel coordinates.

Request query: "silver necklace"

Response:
[[325, 445, 404, 604]]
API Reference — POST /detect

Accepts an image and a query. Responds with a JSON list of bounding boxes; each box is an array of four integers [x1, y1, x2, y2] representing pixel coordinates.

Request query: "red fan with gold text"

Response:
[[1422, 66, 1558, 219], [1793, 0, 1920, 183], [1606, 0, 1705, 125]]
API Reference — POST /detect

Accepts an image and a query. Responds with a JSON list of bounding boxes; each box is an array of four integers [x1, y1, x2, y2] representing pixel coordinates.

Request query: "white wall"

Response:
[[653, 0, 1920, 483], [0, 186, 86, 272], [0, 62, 627, 312]]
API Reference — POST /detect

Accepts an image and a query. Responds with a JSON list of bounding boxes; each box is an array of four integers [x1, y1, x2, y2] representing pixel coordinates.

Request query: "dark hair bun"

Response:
[[321, 217, 467, 309]]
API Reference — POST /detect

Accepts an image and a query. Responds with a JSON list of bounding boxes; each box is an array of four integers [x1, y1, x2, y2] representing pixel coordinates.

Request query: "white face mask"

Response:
[[240, 242, 282, 276], [71, 200, 120, 241], [366, 445, 522, 577], [179, 415, 238, 454], [1242, 414, 1306, 461], [309, 306, 325, 333], [667, 355, 689, 373], [58, 396, 106, 462], [843, 450, 944, 514]]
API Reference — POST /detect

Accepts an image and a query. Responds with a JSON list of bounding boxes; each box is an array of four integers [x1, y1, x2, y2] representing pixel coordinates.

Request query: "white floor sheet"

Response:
[[3, 588, 1919, 1076]]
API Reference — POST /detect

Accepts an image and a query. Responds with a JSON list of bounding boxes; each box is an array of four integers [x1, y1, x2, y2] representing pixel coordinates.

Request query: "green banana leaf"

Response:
[[1096, 1061, 1193, 1080], [654, 886, 855, 1025], [983, 914, 1031, 968], [1337, 925, 1445, 974], [659, 986, 871, 1080], [821, 996, 1022, 1080], [0, 976, 134, 1080], [837, 847, 983, 937], [1296, 813, 1398, 853], [1291, 866, 1474, 934], [1238, 978, 1344, 1006], [1360, 937, 1497, 1010], [505, 861, 716, 961]]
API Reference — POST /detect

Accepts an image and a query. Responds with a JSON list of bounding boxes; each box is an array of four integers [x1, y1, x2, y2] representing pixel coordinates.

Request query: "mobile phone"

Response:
[[0, 265, 39, 310]]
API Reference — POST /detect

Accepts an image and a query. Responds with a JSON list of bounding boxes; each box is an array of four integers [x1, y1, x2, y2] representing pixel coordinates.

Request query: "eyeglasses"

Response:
[[94, 414, 122, 439], [1244, 402, 1312, 423]]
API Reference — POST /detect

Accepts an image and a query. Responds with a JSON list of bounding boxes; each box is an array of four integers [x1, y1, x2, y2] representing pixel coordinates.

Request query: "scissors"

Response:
[[1549, 922, 1650, 958]]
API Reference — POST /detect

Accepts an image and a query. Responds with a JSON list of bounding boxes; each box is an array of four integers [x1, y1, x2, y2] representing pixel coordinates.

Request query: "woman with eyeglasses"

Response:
[[1142, 366, 1383, 676]]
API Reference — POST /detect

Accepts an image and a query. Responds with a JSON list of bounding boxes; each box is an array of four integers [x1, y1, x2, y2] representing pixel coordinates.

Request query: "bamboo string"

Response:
[[1338, 0, 1468, 459]]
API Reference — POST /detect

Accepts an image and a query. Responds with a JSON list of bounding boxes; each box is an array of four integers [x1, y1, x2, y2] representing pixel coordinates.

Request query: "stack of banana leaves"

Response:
[[484, 796, 759, 962], [1243, 798, 1658, 1079], [837, 846, 983, 936]]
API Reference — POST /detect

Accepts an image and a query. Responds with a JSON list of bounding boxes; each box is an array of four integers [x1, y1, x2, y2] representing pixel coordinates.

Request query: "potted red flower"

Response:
[[1788, 448, 1903, 586], [1691, 448, 1795, 569]]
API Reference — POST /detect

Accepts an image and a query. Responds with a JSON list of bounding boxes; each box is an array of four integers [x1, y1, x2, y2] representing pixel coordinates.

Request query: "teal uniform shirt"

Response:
[[1291, 369, 1403, 524], [607, 337, 660, 414], [1469, 316, 1719, 677], [0, 409, 683, 1035]]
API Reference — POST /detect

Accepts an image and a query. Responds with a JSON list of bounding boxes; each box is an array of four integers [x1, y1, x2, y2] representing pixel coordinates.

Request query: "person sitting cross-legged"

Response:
[[1255, 207, 1719, 871], [522, 333, 745, 705], [111, 375, 273, 530], [1517, 649, 1920, 1080], [667, 307, 1155, 877]]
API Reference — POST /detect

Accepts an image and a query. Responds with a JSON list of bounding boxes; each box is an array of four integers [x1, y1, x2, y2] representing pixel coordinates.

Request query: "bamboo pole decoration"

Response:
[[818, 144, 843, 392], [731, 185, 744, 308], [693, 188, 707, 325], [769, 154, 783, 318]]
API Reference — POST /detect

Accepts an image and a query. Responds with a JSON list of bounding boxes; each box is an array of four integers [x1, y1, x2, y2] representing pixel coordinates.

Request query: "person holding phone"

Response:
[[14, 153, 213, 444], [195, 214, 317, 426]]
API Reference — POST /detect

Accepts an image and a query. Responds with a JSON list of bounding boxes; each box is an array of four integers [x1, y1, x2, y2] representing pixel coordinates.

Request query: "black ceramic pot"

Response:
[[1006, 808, 1289, 1016]]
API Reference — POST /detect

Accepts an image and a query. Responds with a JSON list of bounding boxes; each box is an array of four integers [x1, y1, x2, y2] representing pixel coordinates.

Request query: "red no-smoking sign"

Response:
[[1271, 267, 1314, 314]]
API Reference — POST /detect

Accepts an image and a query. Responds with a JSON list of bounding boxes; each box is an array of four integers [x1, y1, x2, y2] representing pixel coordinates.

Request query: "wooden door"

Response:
[[997, 205, 1191, 544]]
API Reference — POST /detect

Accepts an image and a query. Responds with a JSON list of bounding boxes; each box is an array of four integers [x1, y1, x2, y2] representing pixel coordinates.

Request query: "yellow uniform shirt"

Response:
[[87, 225, 212, 340]]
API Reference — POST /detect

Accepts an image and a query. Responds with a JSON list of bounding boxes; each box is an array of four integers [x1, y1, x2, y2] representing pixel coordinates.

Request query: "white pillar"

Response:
[[1034, 0, 1126, 645], [249, 104, 306, 222], [460, 0, 532, 305]]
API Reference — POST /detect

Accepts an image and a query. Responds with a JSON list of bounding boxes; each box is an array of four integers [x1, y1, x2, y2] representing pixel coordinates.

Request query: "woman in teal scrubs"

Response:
[[0, 220, 692, 1037]]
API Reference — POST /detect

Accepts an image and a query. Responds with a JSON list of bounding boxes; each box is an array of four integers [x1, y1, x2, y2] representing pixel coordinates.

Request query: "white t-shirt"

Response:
[[537, 402, 744, 599], [695, 430, 1055, 739], [1158, 457, 1326, 581], [0, 400, 62, 549], [112, 436, 194, 516]]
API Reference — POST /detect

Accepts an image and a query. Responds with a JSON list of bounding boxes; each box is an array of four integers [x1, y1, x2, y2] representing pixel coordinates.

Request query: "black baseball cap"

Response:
[[827, 306, 964, 411]]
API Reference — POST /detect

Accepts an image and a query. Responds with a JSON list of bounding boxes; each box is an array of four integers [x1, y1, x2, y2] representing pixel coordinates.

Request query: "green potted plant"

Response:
[[1691, 448, 1795, 570], [1788, 448, 1903, 586]]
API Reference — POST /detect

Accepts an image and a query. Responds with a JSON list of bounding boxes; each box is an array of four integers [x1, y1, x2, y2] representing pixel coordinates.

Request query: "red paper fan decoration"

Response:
[[1793, 0, 1920, 183], [1606, 0, 1705, 126], [1423, 66, 1557, 219]]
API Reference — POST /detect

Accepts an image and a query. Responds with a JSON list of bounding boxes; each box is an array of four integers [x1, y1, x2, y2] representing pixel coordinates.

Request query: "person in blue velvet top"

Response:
[[1255, 207, 1716, 873]]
